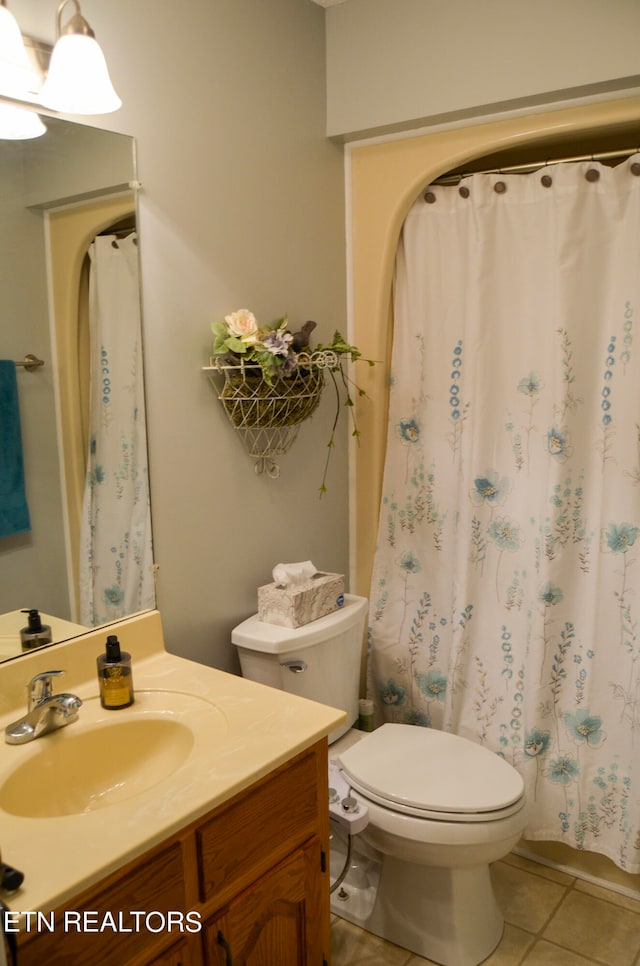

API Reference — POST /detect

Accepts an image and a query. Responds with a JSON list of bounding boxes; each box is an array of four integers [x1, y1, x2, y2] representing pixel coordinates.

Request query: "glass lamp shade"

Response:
[[0, 4, 42, 99], [0, 101, 46, 139], [40, 33, 121, 114]]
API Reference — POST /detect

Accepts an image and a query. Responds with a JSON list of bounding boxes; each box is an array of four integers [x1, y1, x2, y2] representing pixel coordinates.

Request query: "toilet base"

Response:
[[330, 823, 381, 924], [361, 855, 503, 966]]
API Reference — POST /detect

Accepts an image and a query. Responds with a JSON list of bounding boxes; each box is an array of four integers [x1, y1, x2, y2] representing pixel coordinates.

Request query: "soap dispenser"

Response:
[[97, 635, 134, 709], [20, 609, 53, 651]]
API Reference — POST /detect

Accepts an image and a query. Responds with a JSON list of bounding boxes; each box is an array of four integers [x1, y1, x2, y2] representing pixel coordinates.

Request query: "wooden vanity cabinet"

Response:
[[206, 848, 309, 965], [16, 740, 331, 966], [147, 936, 199, 965]]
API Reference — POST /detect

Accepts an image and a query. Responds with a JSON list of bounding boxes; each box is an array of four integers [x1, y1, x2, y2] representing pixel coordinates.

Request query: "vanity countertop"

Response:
[[0, 610, 89, 662], [0, 610, 344, 918]]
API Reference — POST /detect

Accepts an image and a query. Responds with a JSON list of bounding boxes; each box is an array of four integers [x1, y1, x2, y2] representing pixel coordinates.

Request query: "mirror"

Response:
[[0, 110, 155, 662]]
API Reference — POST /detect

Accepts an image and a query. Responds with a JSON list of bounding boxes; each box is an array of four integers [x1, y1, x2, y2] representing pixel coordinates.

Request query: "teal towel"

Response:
[[0, 360, 31, 537]]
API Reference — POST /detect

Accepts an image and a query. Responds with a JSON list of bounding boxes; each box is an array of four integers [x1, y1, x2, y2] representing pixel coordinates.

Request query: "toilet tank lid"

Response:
[[231, 594, 367, 654]]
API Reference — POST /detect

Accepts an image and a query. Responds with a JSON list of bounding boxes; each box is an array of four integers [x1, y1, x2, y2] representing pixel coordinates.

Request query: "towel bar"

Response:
[[15, 354, 44, 371]]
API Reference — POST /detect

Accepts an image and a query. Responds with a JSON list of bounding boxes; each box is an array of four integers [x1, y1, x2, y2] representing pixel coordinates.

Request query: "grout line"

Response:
[[515, 872, 640, 966], [522, 937, 611, 966], [500, 854, 577, 887], [332, 864, 640, 966], [533, 874, 575, 938], [573, 878, 640, 915], [512, 845, 640, 902]]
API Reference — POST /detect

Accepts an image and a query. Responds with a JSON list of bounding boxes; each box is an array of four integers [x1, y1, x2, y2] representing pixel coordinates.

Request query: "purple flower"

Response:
[[261, 323, 293, 357]]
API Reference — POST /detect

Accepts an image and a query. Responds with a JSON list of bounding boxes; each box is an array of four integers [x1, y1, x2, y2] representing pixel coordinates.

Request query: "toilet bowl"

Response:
[[232, 595, 527, 966], [334, 724, 526, 966]]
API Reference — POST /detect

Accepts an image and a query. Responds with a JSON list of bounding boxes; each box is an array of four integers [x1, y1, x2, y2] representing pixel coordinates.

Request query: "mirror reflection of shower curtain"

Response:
[[79, 233, 155, 626]]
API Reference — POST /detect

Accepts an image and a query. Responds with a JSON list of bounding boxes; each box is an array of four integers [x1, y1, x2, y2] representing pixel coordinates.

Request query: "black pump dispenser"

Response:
[[20, 608, 52, 651], [106, 634, 122, 662], [23, 609, 43, 632], [97, 634, 134, 709]]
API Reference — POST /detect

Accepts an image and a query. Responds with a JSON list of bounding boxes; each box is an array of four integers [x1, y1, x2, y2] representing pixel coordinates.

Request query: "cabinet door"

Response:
[[145, 935, 202, 966], [197, 748, 320, 908], [17, 841, 190, 966], [207, 849, 308, 966]]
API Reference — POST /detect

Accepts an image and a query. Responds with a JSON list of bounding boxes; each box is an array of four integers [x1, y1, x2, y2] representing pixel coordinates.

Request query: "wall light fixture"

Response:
[[0, 0, 40, 97], [0, 98, 45, 137], [0, 1, 46, 137], [40, 0, 121, 115], [0, 0, 121, 139]]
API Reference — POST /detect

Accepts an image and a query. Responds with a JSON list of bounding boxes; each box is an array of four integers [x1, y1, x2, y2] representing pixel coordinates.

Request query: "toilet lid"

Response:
[[338, 723, 524, 817]]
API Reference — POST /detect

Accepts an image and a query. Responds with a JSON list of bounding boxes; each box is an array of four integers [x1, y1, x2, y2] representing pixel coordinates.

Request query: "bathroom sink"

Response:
[[0, 716, 195, 818]]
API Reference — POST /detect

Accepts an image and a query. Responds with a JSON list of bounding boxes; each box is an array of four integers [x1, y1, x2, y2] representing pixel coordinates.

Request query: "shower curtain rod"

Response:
[[432, 146, 640, 186], [98, 226, 136, 237]]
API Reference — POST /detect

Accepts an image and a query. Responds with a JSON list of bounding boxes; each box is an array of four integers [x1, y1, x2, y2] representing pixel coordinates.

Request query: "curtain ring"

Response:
[[424, 190, 437, 204], [458, 185, 470, 198], [630, 161, 640, 177], [494, 180, 507, 194], [541, 174, 553, 188], [585, 168, 600, 182]]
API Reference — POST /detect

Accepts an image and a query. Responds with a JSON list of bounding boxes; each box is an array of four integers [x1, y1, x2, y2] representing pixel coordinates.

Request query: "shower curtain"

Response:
[[369, 155, 640, 872], [79, 232, 155, 626]]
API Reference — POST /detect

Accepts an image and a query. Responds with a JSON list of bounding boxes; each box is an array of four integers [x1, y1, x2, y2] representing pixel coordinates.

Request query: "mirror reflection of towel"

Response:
[[0, 360, 31, 538]]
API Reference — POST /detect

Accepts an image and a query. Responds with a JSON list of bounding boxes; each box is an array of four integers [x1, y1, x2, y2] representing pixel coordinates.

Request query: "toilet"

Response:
[[232, 594, 527, 966]]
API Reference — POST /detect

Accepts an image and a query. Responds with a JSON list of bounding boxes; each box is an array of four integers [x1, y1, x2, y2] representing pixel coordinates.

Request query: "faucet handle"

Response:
[[27, 670, 64, 709]]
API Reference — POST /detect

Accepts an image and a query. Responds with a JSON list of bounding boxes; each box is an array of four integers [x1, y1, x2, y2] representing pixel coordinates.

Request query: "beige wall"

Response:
[[10, 0, 350, 671], [326, 0, 640, 138]]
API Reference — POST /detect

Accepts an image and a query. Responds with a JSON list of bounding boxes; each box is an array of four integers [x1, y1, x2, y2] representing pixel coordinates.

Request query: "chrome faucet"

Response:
[[4, 670, 82, 745]]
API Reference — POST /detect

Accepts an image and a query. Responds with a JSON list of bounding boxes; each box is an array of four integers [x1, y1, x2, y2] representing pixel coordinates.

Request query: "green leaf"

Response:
[[226, 336, 249, 354], [211, 322, 231, 354]]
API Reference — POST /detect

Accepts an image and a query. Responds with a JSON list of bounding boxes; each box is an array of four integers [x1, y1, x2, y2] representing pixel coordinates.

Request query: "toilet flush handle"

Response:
[[280, 659, 308, 673]]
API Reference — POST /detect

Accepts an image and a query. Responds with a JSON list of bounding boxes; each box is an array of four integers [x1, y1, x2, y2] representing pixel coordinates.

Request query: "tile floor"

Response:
[[330, 851, 640, 965]]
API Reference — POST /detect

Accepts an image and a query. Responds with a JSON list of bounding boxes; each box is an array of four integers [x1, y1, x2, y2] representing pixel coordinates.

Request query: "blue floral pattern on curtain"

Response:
[[368, 155, 640, 872], [79, 233, 155, 626]]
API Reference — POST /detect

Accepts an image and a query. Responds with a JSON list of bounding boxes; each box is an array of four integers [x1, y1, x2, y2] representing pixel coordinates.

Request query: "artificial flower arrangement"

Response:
[[211, 309, 374, 491]]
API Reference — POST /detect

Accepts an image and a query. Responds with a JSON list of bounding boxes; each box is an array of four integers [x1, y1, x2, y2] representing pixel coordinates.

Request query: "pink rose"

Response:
[[225, 309, 259, 343]]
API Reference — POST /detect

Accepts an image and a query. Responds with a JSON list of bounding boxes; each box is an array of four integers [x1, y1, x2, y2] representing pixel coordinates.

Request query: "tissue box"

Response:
[[258, 572, 345, 628]]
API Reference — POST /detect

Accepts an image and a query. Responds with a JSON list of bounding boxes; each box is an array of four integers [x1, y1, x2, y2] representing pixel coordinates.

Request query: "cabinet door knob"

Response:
[[217, 929, 233, 965]]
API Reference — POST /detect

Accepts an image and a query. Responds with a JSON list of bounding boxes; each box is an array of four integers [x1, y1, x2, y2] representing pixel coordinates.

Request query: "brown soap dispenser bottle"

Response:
[[97, 635, 134, 709], [20, 609, 53, 651]]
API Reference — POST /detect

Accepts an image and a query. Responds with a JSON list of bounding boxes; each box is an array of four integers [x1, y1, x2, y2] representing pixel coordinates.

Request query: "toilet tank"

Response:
[[232, 594, 367, 744]]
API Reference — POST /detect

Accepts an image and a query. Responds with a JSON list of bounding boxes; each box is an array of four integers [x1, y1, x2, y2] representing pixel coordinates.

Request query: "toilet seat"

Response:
[[338, 723, 525, 823]]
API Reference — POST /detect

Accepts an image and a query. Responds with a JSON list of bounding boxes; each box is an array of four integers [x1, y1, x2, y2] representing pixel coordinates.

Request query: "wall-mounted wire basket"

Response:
[[203, 351, 337, 476]]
